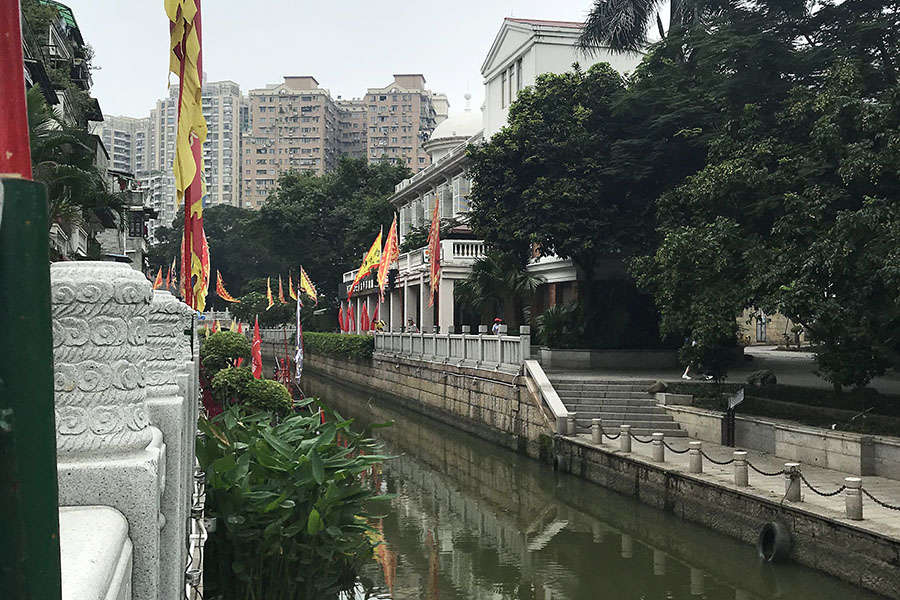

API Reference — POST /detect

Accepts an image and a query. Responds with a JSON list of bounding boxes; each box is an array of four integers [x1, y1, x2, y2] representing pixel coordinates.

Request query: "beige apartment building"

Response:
[[365, 74, 448, 171]]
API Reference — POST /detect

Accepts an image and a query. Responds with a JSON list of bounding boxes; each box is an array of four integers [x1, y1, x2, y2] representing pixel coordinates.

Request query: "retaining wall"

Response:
[[663, 404, 900, 478]]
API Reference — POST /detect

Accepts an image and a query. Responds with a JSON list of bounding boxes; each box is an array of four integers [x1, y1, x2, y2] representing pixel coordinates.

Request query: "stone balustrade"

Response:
[[51, 262, 201, 600], [374, 325, 530, 373]]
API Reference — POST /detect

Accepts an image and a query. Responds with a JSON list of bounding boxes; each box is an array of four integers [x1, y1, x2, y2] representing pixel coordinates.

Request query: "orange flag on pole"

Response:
[[288, 272, 298, 301], [377, 215, 399, 302], [167, 0, 210, 311], [153, 267, 163, 290], [427, 197, 441, 307], [251, 315, 262, 379], [347, 229, 382, 300], [278, 275, 287, 304], [299, 266, 318, 306], [216, 270, 240, 303], [266, 277, 275, 310]]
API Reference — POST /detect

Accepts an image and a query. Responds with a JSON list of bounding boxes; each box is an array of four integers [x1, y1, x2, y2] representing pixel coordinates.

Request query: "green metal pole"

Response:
[[0, 177, 62, 600]]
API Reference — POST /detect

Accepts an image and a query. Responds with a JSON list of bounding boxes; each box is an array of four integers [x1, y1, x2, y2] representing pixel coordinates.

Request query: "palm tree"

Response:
[[455, 252, 541, 328], [579, 0, 700, 53], [26, 86, 123, 236]]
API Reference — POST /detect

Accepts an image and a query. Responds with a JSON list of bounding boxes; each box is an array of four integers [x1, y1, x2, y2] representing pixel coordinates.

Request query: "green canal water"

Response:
[[301, 373, 883, 600]]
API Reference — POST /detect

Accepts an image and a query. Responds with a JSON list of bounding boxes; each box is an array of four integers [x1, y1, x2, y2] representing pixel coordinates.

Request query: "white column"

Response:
[[355, 296, 362, 334], [419, 274, 434, 332], [391, 288, 403, 332], [437, 277, 454, 333], [404, 283, 417, 332]]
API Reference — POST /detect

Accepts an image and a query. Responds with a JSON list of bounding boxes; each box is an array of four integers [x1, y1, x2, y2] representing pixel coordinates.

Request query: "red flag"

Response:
[[373, 302, 379, 326], [278, 275, 287, 304], [377, 215, 400, 302], [153, 267, 163, 290], [338, 305, 345, 332], [164, 267, 172, 291], [251, 316, 263, 379], [212, 319, 220, 333], [427, 195, 441, 307], [216, 270, 241, 303], [235, 321, 245, 367], [361, 303, 370, 332]]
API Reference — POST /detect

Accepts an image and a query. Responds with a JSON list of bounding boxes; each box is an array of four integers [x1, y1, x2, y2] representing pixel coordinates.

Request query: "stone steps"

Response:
[[550, 375, 685, 437]]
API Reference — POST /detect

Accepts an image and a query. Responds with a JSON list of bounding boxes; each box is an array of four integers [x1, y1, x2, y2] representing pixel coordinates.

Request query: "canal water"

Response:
[[301, 372, 883, 600]]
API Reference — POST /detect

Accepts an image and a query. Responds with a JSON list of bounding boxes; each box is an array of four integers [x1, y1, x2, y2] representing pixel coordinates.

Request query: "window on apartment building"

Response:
[[379, 95, 386, 101]]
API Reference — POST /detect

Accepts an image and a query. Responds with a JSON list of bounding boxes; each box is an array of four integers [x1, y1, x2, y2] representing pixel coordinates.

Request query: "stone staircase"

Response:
[[550, 378, 688, 437]]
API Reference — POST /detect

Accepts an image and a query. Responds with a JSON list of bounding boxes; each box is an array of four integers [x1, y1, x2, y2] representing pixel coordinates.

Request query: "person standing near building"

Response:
[[492, 318, 503, 335], [407, 318, 419, 333]]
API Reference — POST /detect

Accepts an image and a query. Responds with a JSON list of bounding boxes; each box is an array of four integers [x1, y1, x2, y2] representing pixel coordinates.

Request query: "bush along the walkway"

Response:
[[304, 332, 374, 361], [200, 331, 253, 417], [198, 399, 390, 599]]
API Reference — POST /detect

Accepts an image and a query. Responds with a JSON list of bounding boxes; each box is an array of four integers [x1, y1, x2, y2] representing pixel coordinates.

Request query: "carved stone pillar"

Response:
[[51, 261, 153, 455]]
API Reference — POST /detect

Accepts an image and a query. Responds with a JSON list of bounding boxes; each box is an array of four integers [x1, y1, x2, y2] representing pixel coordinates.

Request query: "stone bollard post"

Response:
[[733, 451, 749, 486], [845, 477, 863, 520], [460, 325, 471, 333], [653, 549, 666, 576], [621, 534, 633, 559], [519, 325, 531, 362], [556, 415, 567, 435], [690, 568, 705, 596], [784, 463, 801, 502], [498, 324, 508, 334], [651, 432, 665, 462], [620, 425, 632, 452], [567, 412, 577, 436], [688, 441, 703, 473], [591, 419, 602, 445]]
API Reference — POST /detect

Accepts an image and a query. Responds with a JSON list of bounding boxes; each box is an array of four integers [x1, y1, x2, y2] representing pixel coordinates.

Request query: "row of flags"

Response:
[[263, 268, 319, 310], [338, 302, 381, 333]]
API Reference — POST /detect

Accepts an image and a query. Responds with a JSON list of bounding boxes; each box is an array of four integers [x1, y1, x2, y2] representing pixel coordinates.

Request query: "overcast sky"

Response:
[[67, 0, 597, 119]]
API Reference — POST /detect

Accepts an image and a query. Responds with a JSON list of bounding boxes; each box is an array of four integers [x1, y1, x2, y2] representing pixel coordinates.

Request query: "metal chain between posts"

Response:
[[861, 488, 900, 511], [699, 449, 735, 465], [629, 431, 654, 444], [662, 440, 690, 454], [746, 461, 785, 477], [796, 471, 846, 497], [603, 430, 622, 440]]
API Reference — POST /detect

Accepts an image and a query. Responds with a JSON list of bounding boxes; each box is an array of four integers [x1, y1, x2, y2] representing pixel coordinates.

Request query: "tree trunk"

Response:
[[577, 260, 597, 346]]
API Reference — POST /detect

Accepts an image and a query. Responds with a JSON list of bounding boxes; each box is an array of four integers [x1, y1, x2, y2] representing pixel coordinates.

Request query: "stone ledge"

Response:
[[60, 505, 133, 600]]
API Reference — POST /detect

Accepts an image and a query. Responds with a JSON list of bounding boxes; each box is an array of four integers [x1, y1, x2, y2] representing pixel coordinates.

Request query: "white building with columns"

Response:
[[341, 18, 641, 334]]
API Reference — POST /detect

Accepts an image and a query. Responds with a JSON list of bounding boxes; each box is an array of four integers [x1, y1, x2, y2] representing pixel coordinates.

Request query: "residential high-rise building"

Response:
[[135, 80, 245, 231], [365, 74, 447, 171], [93, 115, 148, 174], [336, 98, 368, 160]]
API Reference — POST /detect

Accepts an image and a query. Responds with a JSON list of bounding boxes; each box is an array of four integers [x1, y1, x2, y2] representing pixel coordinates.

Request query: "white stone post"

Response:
[[651, 432, 665, 462], [419, 276, 434, 333], [688, 441, 703, 473], [566, 412, 576, 436], [404, 284, 416, 332], [519, 325, 531, 363], [478, 325, 488, 366], [620, 534, 633, 559], [556, 414, 567, 435], [785, 463, 801, 502], [653, 549, 666, 576], [460, 325, 470, 364], [620, 425, 632, 452], [591, 418, 602, 445], [690, 568, 705, 596], [845, 477, 863, 520], [733, 451, 748, 486], [52, 261, 164, 600], [390, 288, 402, 331]]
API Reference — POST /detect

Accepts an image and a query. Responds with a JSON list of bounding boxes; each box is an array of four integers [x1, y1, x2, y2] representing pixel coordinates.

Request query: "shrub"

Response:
[[304, 332, 374, 361], [198, 402, 389, 599], [747, 369, 778, 386], [243, 378, 293, 417], [200, 331, 252, 378], [210, 366, 254, 406], [536, 303, 584, 348]]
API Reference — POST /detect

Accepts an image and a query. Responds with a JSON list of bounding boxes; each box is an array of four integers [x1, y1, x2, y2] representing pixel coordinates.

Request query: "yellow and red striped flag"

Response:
[[266, 277, 275, 311], [167, 0, 210, 311], [278, 275, 287, 304], [153, 267, 163, 290], [288, 272, 298, 301], [347, 229, 382, 300], [299, 266, 318, 306], [377, 215, 399, 302], [169, 255, 177, 291], [215, 270, 240, 303], [427, 197, 441, 306]]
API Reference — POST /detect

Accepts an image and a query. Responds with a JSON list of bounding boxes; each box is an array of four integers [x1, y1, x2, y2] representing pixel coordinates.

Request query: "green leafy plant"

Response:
[[200, 331, 252, 378], [210, 366, 254, 406], [198, 401, 390, 599], [243, 378, 293, 417], [536, 303, 584, 348], [303, 332, 374, 361]]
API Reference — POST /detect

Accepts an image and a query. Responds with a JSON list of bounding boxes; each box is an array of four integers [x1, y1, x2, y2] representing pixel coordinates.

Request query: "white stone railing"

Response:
[[342, 239, 485, 285], [523, 360, 570, 434], [374, 325, 530, 373], [51, 262, 202, 600]]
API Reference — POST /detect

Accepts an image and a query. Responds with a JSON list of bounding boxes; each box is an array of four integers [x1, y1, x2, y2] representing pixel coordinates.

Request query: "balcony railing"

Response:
[[374, 325, 530, 373], [343, 239, 485, 285]]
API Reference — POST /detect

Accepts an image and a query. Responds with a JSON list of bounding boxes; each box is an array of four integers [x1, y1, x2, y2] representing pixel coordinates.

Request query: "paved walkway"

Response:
[[565, 430, 900, 540], [548, 345, 900, 395]]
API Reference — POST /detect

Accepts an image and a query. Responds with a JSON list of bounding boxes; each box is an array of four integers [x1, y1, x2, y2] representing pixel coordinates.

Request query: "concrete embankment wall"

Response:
[[261, 342, 554, 459], [273, 347, 900, 598]]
